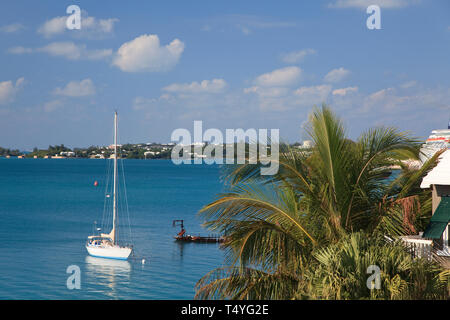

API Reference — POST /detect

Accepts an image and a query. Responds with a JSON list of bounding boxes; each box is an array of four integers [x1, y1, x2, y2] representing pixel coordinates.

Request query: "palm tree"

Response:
[[195, 104, 449, 300], [308, 232, 448, 299]]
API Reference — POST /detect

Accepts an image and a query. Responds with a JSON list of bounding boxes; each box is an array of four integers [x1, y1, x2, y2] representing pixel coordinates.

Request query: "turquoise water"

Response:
[[0, 159, 226, 299]]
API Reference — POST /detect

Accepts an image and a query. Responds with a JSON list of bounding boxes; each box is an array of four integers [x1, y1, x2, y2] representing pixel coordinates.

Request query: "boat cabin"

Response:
[[87, 236, 113, 247]]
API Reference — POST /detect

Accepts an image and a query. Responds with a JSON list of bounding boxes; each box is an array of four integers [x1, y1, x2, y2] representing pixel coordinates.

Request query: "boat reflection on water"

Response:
[[85, 256, 131, 298]]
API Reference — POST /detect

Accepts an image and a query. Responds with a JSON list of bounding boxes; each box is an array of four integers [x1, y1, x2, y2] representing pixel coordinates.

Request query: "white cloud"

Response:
[[38, 42, 112, 60], [244, 86, 289, 98], [132, 94, 177, 112], [400, 80, 417, 89], [84, 17, 118, 34], [37, 16, 66, 37], [112, 34, 184, 73], [9, 42, 113, 60], [85, 49, 113, 60], [324, 67, 350, 83], [367, 87, 395, 102], [205, 14, 296, 35], [7, 46, 33, 54], [281, 49, 316, 63], [163, 79, 227, 94], [294, 85, 332, 105], [350, 85, 450, 123], [53, 79, 96, 97], [134, 79, 449, 139], [132, 97, 157, 111], [325, 83, 450, 128], [201, 25, 212, 32], [332, 86, 358, 96], [243, 85, 293, 111], [234, 15, 296, 29], [43, 99, 64, 112], [38, 13, 118, 39], [245, 68, 334, 111], [38, 42, 81, 60], [328, 0, 416, 9], [358, 87, 409, 114], [0, 77, 25, 105], [255, 66, 302, 87], [241, 26, 252, 35], [0, 23, 25, 33], [244, 83, 332, 112]]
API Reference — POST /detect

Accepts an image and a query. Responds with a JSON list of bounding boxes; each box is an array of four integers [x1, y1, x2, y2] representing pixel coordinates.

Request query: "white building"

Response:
[[144, 151, 156, 159], [108, 144, 122, 149], [297, 140, 314, 149], [60, 151, 75, 157], [420, 150, 450, 256]]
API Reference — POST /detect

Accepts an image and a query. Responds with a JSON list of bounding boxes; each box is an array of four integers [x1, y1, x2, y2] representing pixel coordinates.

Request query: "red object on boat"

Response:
[[94, 181, 99, 187]]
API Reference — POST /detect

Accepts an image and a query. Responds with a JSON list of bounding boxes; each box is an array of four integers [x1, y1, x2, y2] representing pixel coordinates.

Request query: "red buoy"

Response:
[[94, 181, 99, 187]]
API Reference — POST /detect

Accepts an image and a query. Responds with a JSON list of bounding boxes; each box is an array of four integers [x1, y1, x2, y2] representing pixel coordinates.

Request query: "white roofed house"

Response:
[[144, 151, 155, 159], [419, 150, 450, 258]]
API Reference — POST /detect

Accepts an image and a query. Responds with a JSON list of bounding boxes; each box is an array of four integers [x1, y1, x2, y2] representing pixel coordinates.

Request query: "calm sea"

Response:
[[0, 158, 226, 299]]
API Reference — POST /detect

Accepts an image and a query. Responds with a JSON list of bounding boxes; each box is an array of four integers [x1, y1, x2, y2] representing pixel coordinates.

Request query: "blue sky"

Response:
[[0, 0, 449, 150]]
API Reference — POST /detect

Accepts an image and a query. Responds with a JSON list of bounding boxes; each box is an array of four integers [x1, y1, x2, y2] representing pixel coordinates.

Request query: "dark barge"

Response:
[[172, 220, 225, 243]]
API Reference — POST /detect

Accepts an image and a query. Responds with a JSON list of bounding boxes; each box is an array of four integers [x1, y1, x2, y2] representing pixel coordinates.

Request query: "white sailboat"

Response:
[[86, 111, 132, 260]]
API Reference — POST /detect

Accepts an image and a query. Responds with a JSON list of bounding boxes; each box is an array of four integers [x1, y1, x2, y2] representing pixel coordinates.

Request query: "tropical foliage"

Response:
[[195, 105, 449, 300]]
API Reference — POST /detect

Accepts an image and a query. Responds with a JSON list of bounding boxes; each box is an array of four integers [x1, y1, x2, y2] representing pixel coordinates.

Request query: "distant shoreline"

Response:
[[0, 156, 172, 160]]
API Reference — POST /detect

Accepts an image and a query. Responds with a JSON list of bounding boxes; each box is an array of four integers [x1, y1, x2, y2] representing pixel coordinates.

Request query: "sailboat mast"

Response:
[[112, 111, 118, 245]]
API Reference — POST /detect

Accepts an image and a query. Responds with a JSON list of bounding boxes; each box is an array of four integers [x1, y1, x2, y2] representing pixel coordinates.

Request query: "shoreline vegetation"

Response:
[[0, 143, 174, 160], [195, 105, 449, 300], [0, 142, 311, 161]]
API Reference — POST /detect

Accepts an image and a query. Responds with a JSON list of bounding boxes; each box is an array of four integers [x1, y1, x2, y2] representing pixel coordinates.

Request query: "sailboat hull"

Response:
[[86, 245, 132, 260]]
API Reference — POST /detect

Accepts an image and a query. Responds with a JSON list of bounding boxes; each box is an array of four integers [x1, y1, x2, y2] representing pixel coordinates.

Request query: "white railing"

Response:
[[401, 235, 433, 260]]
